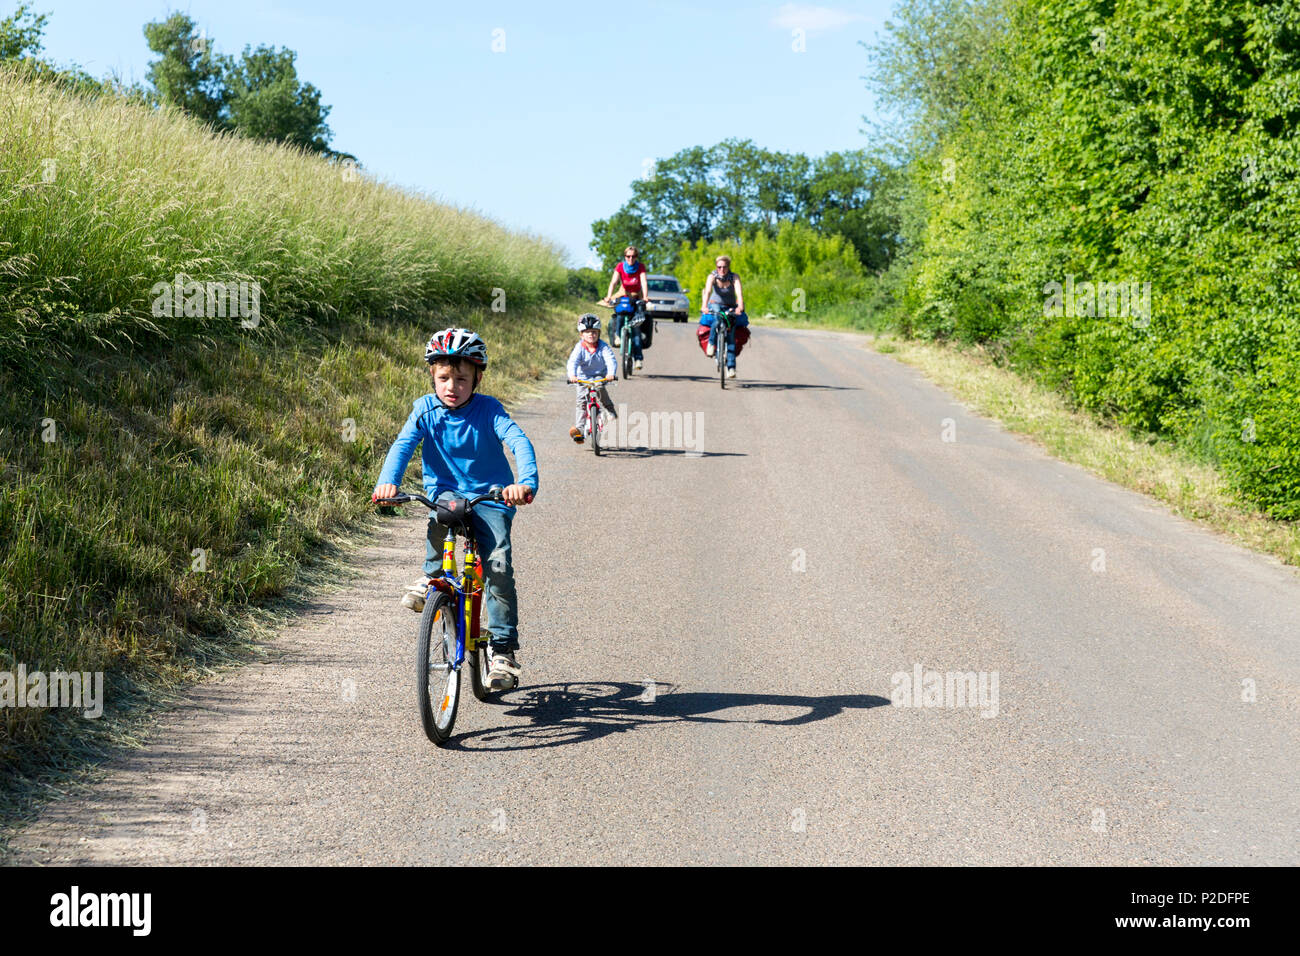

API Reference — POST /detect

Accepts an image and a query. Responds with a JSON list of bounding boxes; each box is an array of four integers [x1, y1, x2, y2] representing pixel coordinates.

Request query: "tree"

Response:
[[808, 151, 903, 272], [590, 139, 904, 271], [0, 2, 47, 60], [142, 15, 335, 154], [225, 45, 332, 153], [590, 207, 654, 272], [143, 13, 229, 128]]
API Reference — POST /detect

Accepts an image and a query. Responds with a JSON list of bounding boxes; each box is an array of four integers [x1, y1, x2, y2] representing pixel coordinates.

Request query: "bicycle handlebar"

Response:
[[573, 377, 614, 386], [375, 486, 533, 509]]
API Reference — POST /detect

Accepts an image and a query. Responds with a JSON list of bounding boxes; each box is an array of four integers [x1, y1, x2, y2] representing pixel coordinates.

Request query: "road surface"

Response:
[[9, 323, 1298, 864]]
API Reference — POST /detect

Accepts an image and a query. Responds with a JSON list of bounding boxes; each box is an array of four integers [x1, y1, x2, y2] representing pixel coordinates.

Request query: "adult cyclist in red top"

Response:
[[599, 245, 651, 369]]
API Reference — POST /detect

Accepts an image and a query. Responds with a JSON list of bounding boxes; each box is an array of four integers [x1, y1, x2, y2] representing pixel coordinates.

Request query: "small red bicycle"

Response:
[[574, 377, 614, 455]]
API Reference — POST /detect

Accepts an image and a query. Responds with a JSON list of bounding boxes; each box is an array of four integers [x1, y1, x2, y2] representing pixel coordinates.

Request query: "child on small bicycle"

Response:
[[566, 313, 617, 444], [371, 327, 537, 691]]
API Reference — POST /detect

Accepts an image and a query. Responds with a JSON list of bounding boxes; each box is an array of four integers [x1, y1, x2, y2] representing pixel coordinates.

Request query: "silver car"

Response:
[[645, 274, 691, 322]]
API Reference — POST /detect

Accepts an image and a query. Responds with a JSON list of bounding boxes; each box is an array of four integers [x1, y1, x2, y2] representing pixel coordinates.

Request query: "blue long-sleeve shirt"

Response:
[[376, 392, 538, 514]]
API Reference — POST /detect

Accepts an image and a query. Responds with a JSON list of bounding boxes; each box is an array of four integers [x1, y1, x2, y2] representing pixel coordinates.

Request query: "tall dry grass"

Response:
[[0, 62, 565, 370]]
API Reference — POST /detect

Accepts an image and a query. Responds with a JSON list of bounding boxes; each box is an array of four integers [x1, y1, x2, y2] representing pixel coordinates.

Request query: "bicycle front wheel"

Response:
[[719, 329, 727, 389], [622, 334, 633, 379], [591, 404, 603, 455], [417, 592, 461, 744]]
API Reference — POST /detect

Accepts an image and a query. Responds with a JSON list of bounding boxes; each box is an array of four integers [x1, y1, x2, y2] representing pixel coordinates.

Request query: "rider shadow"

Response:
[[639, 373, 720, 383], [447, 682, 891, 752], [733, 381, 860, 391], [598, 447, 747, 459]]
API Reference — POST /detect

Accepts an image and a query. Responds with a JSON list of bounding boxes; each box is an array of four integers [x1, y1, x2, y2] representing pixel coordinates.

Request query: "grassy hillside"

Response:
[[0, 64, 575, 810], [0, 61, 564, 370]]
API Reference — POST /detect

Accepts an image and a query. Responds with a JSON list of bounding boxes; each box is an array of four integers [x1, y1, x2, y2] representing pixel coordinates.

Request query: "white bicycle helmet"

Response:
[[425, 327, 488, 368], [577, 313, 601, 332]]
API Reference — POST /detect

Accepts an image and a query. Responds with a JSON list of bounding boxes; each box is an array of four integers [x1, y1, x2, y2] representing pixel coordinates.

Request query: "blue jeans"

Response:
[[700, 312, 748, 369], [424, 494, 519, 652]]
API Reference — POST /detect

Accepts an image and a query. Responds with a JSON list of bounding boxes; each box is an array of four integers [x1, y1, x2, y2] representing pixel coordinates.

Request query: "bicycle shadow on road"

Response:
[[447, 681, 891, 752], [638, 373, 723, 383], [595, 448, 748, 459], [734, 381, 860, 391]]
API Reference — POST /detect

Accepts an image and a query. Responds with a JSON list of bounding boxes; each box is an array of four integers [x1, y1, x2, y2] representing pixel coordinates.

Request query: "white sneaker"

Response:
[[400, 579, 430, 612], [634, 359, 643, 370], [705, 343, 715, 357], [726, 368, 736, 379], [487, 649, 521, 691]]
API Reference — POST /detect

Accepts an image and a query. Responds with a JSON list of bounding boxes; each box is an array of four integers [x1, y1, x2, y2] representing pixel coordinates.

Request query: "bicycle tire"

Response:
[[417, 591, 461, 744], [469, 632, 493, 702], [622, 333, 633, 379], [591, 403, 603, 456], [719, 325, 727, 390]]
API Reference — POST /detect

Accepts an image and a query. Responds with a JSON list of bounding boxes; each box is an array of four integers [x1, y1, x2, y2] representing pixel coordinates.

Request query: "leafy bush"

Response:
[[868, 0, 1300, 518], [566, 267, 603, 301], [675, 222, 872, 319]]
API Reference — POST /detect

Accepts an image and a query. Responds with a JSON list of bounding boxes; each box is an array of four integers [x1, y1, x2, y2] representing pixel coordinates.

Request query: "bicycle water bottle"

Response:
[[441, 531, 456, 574]]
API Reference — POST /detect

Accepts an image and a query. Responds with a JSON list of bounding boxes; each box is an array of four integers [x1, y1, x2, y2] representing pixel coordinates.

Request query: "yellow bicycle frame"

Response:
[[438, 526, 484, 653]]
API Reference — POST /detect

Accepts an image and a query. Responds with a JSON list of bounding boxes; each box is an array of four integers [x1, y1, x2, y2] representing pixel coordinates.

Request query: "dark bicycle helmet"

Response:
[[425, 328, 488, 368], [577, 313, 601, 332]]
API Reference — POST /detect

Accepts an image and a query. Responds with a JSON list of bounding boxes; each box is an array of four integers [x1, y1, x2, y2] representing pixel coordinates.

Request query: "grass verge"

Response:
[[0, 301, 580, 840], [871, 335, 1300, 569]]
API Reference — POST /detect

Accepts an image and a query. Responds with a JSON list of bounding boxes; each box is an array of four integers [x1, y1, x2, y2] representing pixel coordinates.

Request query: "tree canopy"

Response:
[[142, 13, 335, 154], [867, 0, 1300, 519], [589, 139, 901, 272]]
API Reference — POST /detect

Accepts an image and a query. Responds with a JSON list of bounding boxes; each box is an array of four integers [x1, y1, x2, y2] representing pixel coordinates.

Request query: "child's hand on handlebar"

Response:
[[373, 483, 398, 502], [503, 484, 534, 506]]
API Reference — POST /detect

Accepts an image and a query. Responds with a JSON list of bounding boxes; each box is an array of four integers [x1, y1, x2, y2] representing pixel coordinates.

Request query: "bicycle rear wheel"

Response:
[[469, 631, 493, 702], [417, 592, 461, 744]]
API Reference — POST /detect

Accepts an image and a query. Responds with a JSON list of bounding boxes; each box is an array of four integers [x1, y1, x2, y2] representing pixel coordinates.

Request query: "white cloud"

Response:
[[771, 4, 868, 34]]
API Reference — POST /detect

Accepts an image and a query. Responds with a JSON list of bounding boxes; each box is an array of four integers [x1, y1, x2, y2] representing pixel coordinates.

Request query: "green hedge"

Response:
[[675, 222, 873, 318], [873, 0, 1300, 518]]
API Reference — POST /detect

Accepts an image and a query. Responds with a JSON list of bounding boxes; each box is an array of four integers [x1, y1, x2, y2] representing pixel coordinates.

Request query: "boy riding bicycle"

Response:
[[567, 313, 618, 443], [371, 327, 537, 691]]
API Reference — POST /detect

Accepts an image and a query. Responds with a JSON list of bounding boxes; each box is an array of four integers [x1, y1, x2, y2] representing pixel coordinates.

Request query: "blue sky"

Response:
[[34, 1, 894, 267]]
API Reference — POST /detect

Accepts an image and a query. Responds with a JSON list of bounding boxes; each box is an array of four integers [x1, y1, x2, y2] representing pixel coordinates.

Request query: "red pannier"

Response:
[[696, 323, 750, 356]]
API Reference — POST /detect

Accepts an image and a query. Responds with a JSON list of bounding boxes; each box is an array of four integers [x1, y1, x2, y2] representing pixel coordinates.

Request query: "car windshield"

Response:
[[648, 278, 680, 293]]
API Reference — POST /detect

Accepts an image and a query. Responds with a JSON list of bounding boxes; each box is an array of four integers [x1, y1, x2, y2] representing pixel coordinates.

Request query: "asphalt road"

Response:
[[9, 322, 1299, 864]]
